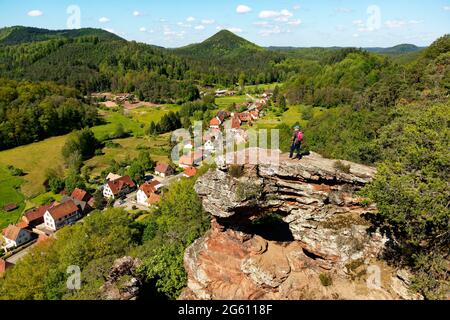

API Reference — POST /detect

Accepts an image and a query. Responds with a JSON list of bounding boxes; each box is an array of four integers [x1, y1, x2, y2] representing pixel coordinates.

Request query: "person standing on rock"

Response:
[[290, 126, 303, 159]]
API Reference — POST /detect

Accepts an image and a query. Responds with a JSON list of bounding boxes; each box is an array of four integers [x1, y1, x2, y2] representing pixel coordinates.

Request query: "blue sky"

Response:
[[1, 0, 449, 47]]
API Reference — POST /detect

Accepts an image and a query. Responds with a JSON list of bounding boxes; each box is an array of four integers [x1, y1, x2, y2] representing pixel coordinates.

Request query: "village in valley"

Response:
[[0, 87, 273, 274]]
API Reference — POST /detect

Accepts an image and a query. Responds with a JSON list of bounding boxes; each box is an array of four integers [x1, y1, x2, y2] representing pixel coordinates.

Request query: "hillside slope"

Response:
[[0, 26, 124, 45]]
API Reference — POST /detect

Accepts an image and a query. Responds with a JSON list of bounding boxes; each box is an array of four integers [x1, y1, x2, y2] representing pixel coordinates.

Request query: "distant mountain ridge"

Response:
[[0, 26, 124, 45]]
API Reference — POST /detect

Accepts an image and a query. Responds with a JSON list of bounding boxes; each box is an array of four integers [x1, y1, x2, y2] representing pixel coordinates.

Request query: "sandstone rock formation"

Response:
[[101, 256, 143, 300], [181, 150, 419, 300]]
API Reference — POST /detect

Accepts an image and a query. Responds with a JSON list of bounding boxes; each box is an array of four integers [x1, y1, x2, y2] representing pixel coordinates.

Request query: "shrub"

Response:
[[334, 161, 351, 174], [229, 165, 244, 178], [319, 273, 333, 287]]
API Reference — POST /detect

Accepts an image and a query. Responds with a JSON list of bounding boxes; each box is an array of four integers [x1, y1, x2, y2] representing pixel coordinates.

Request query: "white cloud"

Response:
[[202, 19, 215, 25], [186, 16, 195, 22], [259, 9, 293, 21], [177, 22, 192, 28], [139, 27, 147, 32], [443, 6, 450, 11], [99, 17, 110, 23], [194, 25, 205, 30], [133, 11, 142, 17], [293, 5, 301, 11], [287, 19, 302, 26], [259, 10, 280, 18], [385, 19, 423, 29], [353, 33, 359, 38], [227, 27, 243, 33], [236, 5, 252, 14], [27, 10, 43, 17]]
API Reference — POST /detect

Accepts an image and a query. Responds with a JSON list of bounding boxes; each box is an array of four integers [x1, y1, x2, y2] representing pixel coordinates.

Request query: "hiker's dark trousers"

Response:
[[290, 142, 301, 158]]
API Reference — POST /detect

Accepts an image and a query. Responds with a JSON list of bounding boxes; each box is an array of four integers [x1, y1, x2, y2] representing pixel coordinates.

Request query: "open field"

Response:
[[128, 104, 181, 125], [0, 167, 25, 228], [245, 83, 280, 92], [254, 105, 326, 130], [0, 136, 67, 198], [215, 95, 249, 109], [92, 111, 145, 140], [0, 109, 172, 200], [83, 133, 172, 177]]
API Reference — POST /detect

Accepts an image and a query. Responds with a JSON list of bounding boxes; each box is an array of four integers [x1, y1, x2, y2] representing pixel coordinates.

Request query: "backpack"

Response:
[[297, 131, 304, 143]]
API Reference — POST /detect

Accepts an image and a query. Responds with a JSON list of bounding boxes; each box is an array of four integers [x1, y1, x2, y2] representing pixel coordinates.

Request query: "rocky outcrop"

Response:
[[181, 150, 418, 300], [101, 256, 143, 300]]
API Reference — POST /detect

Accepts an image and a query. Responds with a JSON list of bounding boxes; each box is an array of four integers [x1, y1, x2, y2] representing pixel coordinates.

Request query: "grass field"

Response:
[[215, 95, 250, 109], [0, 135, 67, 198], [0, 109, 171, 200], [83, 133, 172, 177], [128, 104, 181, 125], [254, 105, 326, 130], [0, 167, 25, 229], [245, 83, 280, 92], [92, 111, 145, 140]]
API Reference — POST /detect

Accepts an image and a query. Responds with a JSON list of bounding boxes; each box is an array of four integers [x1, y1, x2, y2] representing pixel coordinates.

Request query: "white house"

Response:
[[137, 181, 162, 206], [43, 200, 81, 231], [103, 176, 136, 199], [2, 225, 33, 252]]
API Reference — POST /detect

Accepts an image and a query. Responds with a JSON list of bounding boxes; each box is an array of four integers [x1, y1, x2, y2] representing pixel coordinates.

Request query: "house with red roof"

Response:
[[183, 167, 198, 178], [236, 112, 252, 123], [137, 180, 162, 206], [210, 117, 221, 129], [2, 224, 33, 252], [103, 175, 136, 199], [231, 117, 242, 130], [43, 199, 81, 231], [22, 204, 53, 228], [178, 151, 204, 168], [71, 188, 93, 204], [155, 162, 174, 178]]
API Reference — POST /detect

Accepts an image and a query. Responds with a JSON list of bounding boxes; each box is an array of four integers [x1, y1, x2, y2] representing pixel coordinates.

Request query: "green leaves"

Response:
[[362, 103, 449, 299]]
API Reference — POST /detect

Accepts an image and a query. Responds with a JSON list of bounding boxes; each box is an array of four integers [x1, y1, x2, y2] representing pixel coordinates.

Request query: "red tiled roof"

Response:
[[71, 188, 92, 202], [148, 193, 161, 205], [107, 176, 136, 195], [23, 204, 53, 225], [179, 151, 203, 166], [210, 118, 221, 126], [155, 162, 172, 175], [139, 181, 161, 197], [47, 200, 79, 220], [183, 167, 197, 178], [2, 225, 23, 241], [236, 112, 252, 122], [231, 117, 241, 129], [15, 221, 29, 229]]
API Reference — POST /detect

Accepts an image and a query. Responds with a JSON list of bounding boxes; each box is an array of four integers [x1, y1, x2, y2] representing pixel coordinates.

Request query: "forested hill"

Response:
[[174, 30, 263, 57], [0, 26, 124, 45], [0, 27, 197, 103], [172, 30, 286, 86]]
